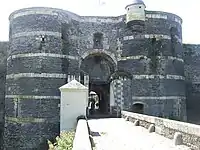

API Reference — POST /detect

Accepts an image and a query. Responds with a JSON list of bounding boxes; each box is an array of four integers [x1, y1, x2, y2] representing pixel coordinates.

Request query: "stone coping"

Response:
[[72, 119, 92, 150], [122, 111, 200, 137]]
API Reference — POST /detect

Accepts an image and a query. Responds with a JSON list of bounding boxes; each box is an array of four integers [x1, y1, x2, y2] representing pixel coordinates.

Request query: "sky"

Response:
[[1, 0, 200, 44]]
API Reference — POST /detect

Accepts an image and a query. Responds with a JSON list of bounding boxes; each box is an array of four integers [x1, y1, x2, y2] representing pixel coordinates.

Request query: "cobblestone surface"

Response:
[[88, 118, 191, 150]]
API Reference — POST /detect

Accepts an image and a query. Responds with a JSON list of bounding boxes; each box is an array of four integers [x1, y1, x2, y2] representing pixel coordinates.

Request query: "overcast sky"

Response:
[[1, 0, 199, 44]]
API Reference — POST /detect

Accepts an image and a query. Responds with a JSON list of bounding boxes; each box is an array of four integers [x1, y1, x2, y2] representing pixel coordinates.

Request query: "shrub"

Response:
[[48, 131, 75, 150]]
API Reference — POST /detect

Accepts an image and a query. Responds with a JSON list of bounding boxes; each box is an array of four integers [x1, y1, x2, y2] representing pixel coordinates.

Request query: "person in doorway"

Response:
[[95, 102, 99, 110], [95, 102, 100, 114], [89, 97, 96, 115]]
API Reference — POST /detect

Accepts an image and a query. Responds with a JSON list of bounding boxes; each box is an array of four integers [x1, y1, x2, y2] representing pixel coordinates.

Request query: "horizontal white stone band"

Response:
[[7, 53, 79, 61], [12, 31, 61, 38], [132, 75, 185, 80], [123, 34, 169, 40], [158, 56, 184, 62], [146, 14, 167, 19], [191, 82, 200, 84], [146, 14, 182, 24], [6, 95, 60, 99], [132, 96, 186, 100], [80, 17, 123, 23], [10, 9, 58, 20], [119, 55, 184, 62], [5, 116, 45, 123], [123, 34, 182, 43], [6, 73, 66, 79], [6, 73, 184, 80]]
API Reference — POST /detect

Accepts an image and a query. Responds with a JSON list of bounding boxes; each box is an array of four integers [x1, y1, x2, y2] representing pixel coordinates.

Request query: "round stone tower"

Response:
[[119, 4, 186, 121], [4, 7, 67, 149]]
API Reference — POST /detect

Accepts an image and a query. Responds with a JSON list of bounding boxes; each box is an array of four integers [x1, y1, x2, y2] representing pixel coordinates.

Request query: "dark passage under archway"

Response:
[[80, 53, 115, 118], [89, 83, 110, 114], [131, 103, 144, 114]]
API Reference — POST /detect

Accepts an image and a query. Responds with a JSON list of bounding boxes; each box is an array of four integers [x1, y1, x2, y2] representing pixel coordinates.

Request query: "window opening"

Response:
[[93, 32, 103, 49]]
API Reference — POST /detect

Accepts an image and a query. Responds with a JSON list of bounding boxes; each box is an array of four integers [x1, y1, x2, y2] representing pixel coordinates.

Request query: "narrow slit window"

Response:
[[170, 27, 178, 56], [93, 32, 103, 49]]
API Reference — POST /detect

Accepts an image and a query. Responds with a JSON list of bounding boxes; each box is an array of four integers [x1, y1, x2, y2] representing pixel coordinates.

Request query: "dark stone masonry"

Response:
[[0, 0, 199, 149]]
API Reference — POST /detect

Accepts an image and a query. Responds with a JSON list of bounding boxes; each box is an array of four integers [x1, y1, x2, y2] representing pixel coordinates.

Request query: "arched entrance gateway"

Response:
[[80, 51, 116, 117]]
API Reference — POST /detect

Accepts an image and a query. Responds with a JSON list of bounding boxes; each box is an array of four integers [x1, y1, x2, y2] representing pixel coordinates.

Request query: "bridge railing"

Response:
[[72, 119, 92, 150], [122, 111, 200, 150]]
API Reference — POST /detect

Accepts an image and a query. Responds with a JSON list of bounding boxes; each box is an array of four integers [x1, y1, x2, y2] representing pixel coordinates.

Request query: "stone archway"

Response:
[[80, 52, 116, 117], [80, 49, 117, 69]]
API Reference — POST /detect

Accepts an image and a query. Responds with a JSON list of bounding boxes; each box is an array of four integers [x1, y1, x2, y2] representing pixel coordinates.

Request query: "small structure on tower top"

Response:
[[125, 0, 146, 31]]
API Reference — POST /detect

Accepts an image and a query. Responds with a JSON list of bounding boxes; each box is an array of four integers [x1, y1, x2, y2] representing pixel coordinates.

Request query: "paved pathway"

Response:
[[88, 118, 190, 150]]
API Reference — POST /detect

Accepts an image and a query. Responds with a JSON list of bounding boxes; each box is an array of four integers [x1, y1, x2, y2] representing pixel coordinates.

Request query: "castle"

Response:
[[0, 0, 200, 149]]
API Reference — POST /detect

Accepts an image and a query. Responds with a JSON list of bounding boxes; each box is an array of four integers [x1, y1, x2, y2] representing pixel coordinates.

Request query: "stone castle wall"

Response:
[[5, 7, 122, 149], [184, 44, 200, 124], [5, 7, 66, 149], [0, 6, 198, 149]]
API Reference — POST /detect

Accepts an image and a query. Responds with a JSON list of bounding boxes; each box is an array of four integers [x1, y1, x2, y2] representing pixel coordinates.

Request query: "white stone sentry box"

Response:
[[59, 80, 88, 131]]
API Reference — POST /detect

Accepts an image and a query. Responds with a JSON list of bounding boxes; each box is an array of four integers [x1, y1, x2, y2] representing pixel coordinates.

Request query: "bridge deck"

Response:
[[88, 118, 190, 150]]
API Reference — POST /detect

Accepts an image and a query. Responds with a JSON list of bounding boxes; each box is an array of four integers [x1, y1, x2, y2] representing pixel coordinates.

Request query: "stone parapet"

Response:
[[122, 111, 200, 150], [72, 119, 92, 150]]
